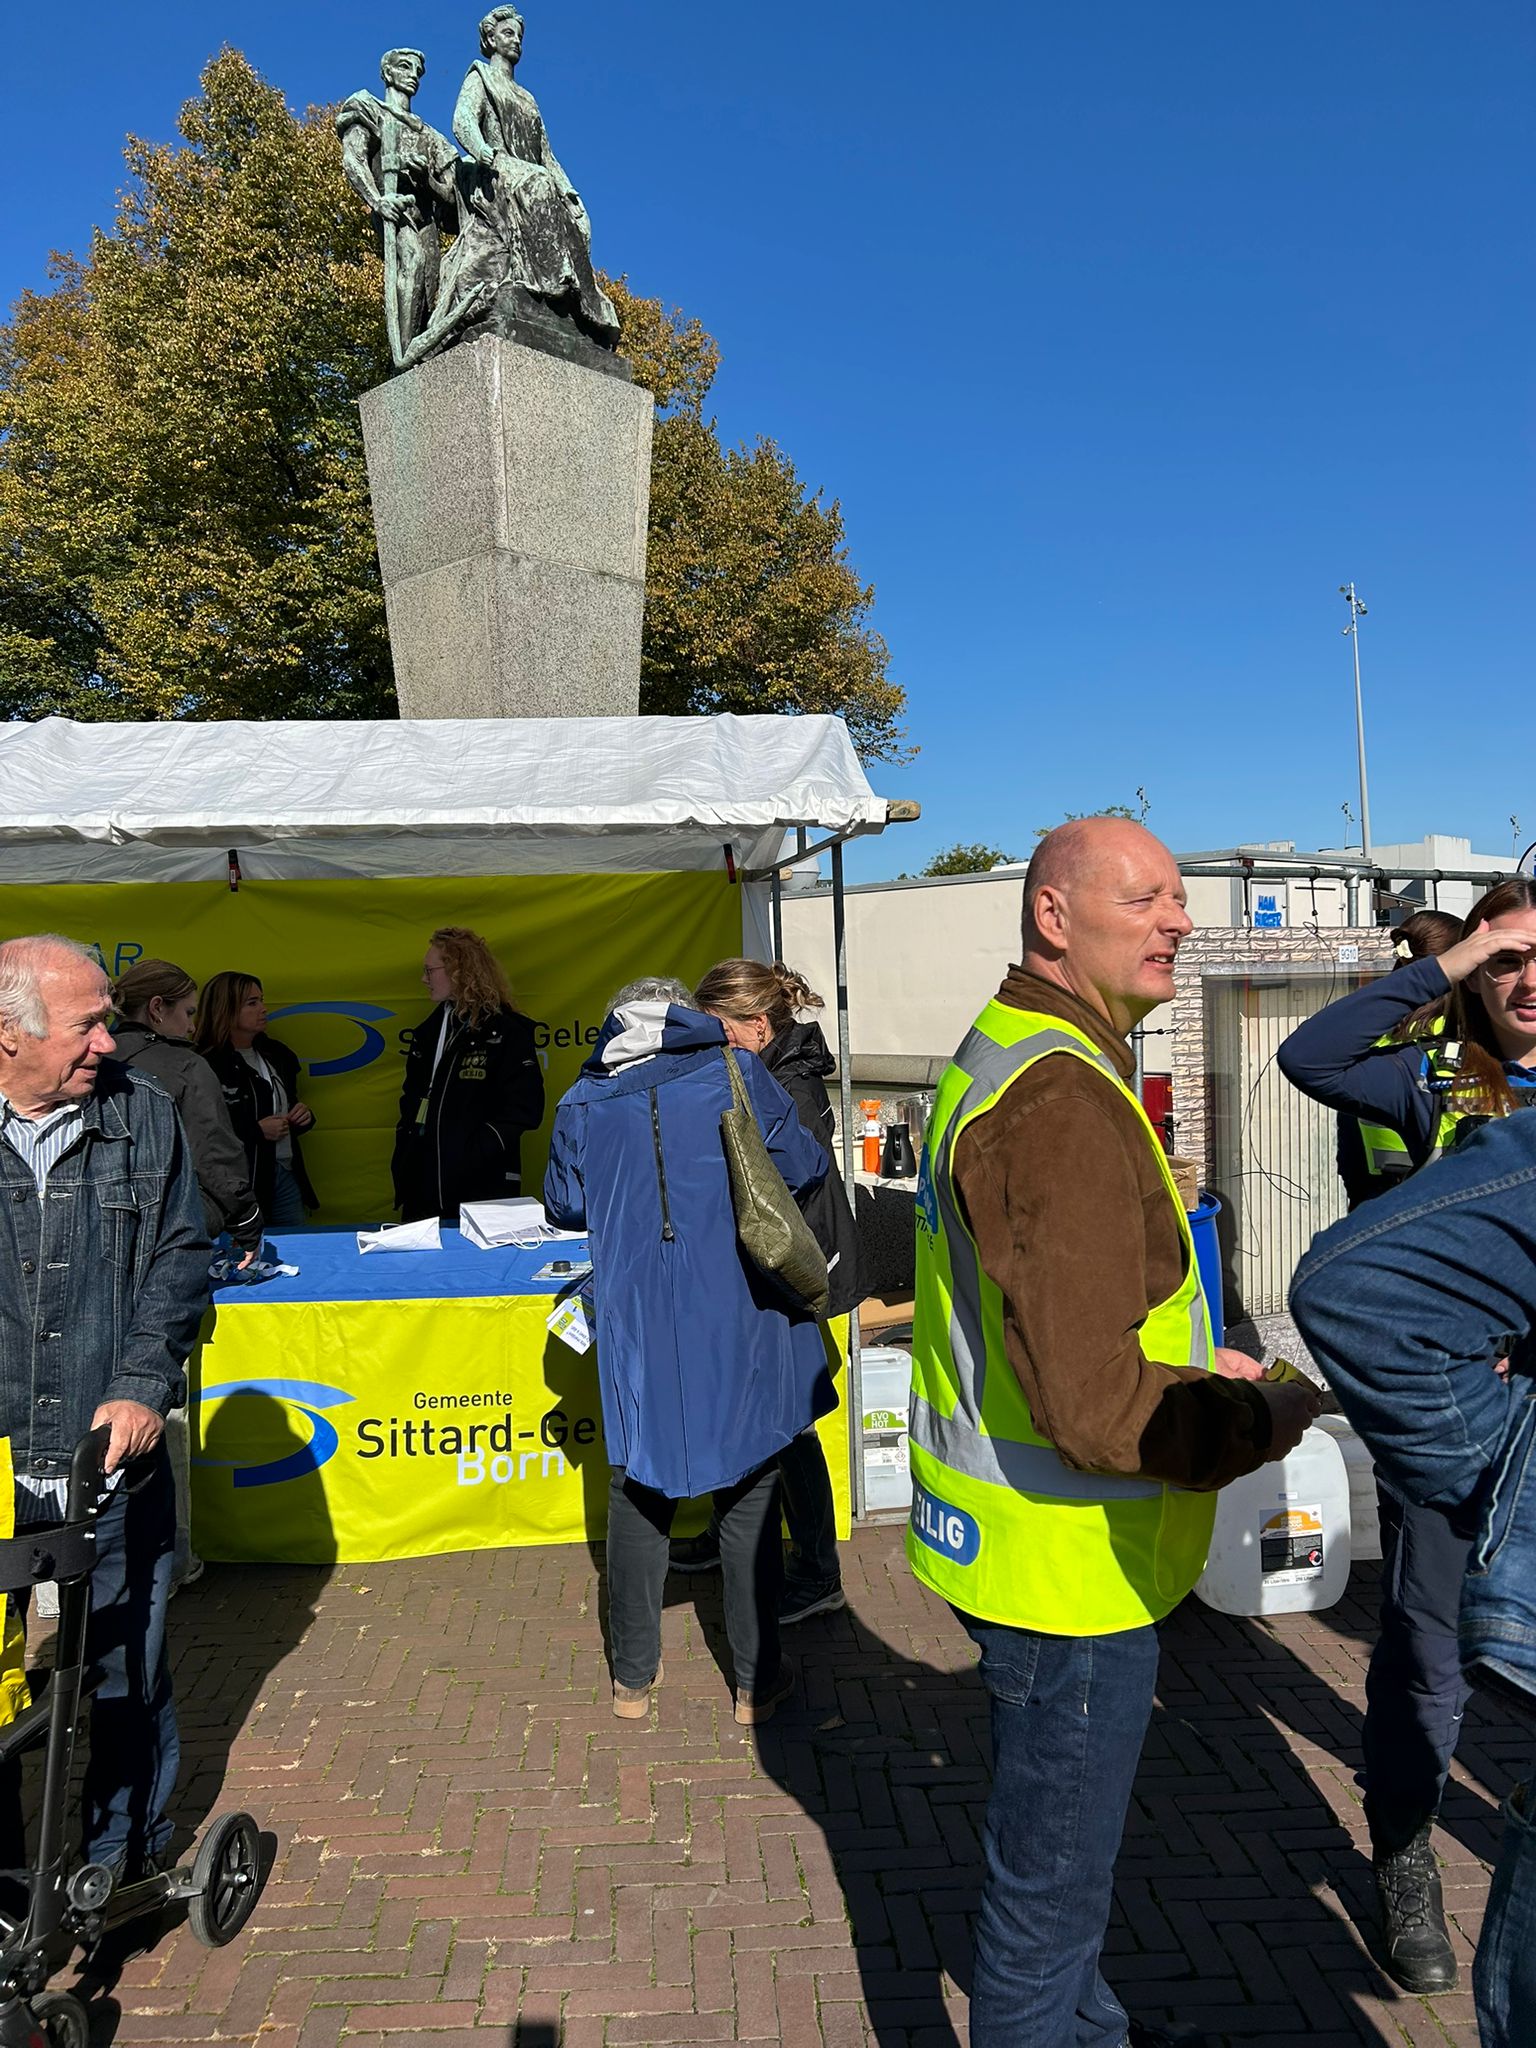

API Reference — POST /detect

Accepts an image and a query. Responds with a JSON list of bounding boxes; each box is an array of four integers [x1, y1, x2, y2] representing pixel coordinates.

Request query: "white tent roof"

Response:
[[0, 714, 900, 883]]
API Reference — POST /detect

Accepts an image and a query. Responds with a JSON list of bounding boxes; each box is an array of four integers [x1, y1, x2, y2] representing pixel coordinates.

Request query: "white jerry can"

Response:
[[1194, 1422, 1353, 1616]]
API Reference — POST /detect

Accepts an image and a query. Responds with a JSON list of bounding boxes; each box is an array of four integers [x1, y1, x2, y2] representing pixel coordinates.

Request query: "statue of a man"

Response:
[[451, 6, 620, 348], [337, 50, 487, 369]]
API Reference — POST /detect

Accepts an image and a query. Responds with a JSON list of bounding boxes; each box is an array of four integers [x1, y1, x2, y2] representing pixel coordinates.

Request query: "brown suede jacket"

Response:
[[949, 968, 1272, 1490]]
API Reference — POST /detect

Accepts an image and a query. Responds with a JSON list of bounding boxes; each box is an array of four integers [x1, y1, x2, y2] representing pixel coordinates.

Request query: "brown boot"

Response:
[[612, 1660, 663, 1721], [734, 1656, 796, 1726]]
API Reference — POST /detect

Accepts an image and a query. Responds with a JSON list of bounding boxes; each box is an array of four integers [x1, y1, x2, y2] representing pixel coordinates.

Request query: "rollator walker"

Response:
[[0, 1428, 268, 2046]]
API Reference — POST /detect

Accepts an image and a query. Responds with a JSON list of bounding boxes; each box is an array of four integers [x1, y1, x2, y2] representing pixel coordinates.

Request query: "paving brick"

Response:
[[57, 1534, 1520, 2048]]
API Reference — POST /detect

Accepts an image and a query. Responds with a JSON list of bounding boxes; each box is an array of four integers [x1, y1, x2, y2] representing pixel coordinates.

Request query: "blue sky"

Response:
[[6, 3, 1533, 881]]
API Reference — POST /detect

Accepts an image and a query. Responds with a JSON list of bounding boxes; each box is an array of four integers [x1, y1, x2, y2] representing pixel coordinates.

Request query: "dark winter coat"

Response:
[[201, 1036, 318, 1215], [760, 1020, 869, 1318], [112, 1023, 264, 1248], [391, 1002, 544, 1222], [543, 1002, 833, 1499]]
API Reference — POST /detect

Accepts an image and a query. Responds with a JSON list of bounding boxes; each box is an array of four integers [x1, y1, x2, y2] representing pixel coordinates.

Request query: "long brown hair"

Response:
[[113, 958, 196, 1022], [194, 971, 263, 1055], [430, 927, 513, 1028], [1401, 878, 1536, 1119], [693, 958, 823, 1041]]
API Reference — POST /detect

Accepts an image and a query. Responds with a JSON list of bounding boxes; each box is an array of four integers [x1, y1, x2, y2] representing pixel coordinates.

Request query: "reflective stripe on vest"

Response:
[[1357, 1119, 1413, 1180], [906, 1004, 1217, 1635]]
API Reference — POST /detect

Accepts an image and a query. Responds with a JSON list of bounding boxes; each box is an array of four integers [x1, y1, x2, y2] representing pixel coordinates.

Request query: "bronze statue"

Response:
[[338, 11, 622, 378]]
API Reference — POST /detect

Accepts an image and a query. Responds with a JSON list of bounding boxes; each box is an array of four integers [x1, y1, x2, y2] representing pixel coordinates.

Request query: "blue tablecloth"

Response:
[[215, 1226, 591, 1307]]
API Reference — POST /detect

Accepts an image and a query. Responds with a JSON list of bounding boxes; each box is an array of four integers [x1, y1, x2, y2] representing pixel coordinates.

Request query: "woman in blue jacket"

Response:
[[1279, 880, 1536, 1994], [544, 977, 832, 1728]]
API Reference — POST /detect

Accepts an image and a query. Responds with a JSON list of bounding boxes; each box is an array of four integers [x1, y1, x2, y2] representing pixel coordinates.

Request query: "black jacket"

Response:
[[201, 1036, 318, 1216], [391, 1002, 545, 1222], [761, 1021, 869, 1318], [113, 1024, 264, 1248]]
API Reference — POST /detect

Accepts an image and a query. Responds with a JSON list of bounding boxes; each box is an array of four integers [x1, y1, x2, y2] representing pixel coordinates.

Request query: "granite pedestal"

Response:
[[359, 335, 653, 718]]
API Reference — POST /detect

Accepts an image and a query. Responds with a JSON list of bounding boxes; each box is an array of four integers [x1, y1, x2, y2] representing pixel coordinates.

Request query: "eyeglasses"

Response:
[[1481, 953, 1536, 981]]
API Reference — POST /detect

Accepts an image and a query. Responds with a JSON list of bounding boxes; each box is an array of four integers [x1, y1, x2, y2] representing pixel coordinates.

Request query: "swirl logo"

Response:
[[265, 1002, 395, 1077], [195, 1378, 355, 1488]]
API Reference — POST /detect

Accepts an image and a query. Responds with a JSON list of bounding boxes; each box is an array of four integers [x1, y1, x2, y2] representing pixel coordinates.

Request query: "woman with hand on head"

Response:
[[1279, 882, 1536, 1996], [669, 959, 868, 1626], [391, 927, 544, 1224], [195, 972, 317, 1228], [112, 960, 264, 1263]]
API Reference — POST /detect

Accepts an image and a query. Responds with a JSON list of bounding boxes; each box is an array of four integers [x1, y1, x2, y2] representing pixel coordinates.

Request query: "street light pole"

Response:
[[1340, 583, 1373, 870]]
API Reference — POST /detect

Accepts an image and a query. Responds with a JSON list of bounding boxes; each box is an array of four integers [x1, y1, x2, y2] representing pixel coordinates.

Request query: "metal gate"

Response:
[[1204, 970, 1373, 1319]]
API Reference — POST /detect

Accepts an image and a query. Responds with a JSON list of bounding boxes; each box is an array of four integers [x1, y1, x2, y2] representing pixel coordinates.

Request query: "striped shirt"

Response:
[[0, 1097, 85, 1192]]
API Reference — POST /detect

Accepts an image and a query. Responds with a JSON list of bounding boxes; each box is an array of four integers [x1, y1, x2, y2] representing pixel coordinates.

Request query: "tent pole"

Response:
[[831, 840, 866, 1521], [771, 868, 783, 962]]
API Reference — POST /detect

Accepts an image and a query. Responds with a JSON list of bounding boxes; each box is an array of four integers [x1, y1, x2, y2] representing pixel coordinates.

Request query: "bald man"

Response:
[[907, 819, 1319, 2048]]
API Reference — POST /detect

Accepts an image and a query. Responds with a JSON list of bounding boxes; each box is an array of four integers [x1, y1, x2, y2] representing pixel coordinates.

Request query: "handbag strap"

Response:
[[721, 1045, 750, 1114]]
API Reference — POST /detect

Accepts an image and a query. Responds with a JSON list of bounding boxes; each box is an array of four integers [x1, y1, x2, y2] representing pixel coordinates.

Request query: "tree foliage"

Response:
[[0, 52, 908, 757], [920, 842, 1019, 876], [1033, 804, 1140, 840]]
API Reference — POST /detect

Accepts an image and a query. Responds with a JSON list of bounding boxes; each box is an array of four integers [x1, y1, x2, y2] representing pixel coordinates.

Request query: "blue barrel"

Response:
[[1187, 1192, 1224, 1341]]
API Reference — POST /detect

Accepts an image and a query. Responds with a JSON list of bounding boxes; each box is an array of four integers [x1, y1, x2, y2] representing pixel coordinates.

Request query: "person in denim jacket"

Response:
[[1292, 1111, 1536, 2048], [0, 936, 209, 1878]]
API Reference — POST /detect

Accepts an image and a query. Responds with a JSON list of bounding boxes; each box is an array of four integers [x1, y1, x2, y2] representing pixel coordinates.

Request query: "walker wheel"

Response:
[[187, 1811, 263, 1948], [31, 1992, 90, 2048]]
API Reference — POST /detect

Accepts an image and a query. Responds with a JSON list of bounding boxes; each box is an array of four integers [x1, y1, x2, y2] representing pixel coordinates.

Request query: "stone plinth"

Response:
[[359, 335, 652, 718]]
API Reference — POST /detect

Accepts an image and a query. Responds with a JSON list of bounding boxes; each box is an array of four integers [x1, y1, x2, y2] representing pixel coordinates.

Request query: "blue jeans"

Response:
[[82, 1445, 181, 1867], [959, 1611, 1159, 2048], [1476, 1765, 1536, 2048], [266, 1162, 307, 1228], [1363, 1484, 1473, 1855]]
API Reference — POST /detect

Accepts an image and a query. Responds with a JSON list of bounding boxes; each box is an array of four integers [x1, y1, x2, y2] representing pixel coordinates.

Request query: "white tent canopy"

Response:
[[0, 713, 898, 884]]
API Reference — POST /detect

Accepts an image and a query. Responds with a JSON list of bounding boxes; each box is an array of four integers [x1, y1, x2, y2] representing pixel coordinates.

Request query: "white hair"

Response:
[[608, 977, 694, 1011], [0, 935, 100, 1039]]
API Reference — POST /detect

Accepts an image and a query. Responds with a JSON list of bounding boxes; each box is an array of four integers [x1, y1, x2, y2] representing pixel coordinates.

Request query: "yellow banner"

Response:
[[0, 873, 743, 1221], [192, 1301, 850, 1564]]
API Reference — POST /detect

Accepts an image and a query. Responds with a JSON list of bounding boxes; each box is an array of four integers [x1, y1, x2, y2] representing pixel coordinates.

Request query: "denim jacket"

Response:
[[0, 1063, 211, 1479], [1291, 1110, 1536, 1709]]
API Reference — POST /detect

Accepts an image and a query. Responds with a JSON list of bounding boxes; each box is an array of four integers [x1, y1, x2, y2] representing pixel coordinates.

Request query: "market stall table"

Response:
[[191, 1228, 851, 1565]]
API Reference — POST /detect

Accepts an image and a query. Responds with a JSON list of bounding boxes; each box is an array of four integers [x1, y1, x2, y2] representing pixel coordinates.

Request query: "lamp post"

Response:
[[1340, 584, 1373, 869]]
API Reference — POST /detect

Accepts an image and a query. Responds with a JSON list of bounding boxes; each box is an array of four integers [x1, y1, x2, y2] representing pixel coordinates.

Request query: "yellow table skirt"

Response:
[[192, 1297, 850, 1565]]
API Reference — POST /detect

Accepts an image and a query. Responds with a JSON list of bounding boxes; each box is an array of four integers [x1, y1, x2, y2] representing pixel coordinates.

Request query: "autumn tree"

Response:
[[0, 51, 907, 756]]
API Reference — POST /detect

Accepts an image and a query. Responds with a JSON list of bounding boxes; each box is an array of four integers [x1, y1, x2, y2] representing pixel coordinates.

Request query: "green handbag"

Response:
[[720, 1048, 831, 1317]]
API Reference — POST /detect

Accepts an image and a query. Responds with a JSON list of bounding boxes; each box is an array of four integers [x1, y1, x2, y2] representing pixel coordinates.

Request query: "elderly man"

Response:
[[907, 819, 1321, 2048], [0, 935, 208, 1876]]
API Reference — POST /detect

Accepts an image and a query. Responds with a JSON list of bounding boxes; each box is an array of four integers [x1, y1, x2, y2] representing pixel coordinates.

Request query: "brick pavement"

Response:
[[58, 1528, 1527, 2047]]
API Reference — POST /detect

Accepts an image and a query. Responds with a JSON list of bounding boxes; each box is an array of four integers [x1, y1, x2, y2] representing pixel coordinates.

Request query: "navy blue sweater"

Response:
[[1276, 956, 1450, 1171]]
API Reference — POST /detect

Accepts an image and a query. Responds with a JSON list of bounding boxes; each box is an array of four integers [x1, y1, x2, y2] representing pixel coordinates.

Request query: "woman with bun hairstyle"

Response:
[[1279, 884, 1536, 1995], [392, 927, 544, 1224], [196, 973, 318, 1227], [112, 960, 265, 1261], [670, 958, 868, 1625]]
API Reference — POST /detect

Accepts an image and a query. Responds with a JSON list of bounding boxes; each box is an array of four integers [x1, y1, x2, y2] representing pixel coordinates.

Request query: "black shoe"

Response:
[[668, 1531, 721, 1574], [1373, 1825, 1458, 1993], [1126, 2022, 1216, 2048], [779, 1579, 847, 1625]]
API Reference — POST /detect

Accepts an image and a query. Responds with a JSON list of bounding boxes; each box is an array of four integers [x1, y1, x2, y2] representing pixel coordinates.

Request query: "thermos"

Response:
[[880, 1122, 916, 1178], [859, 1099, 883, 1175]]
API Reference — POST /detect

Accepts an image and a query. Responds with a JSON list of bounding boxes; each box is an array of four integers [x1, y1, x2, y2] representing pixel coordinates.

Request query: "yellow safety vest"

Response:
[[905, 1004, 1216, 1635]]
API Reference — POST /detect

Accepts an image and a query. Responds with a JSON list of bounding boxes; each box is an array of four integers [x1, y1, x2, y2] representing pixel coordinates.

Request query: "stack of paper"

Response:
[[459, 1199, 586, 1250]]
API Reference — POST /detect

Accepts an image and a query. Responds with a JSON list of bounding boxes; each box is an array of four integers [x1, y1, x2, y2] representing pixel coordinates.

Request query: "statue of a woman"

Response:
[[452, 6, 620, 349]]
